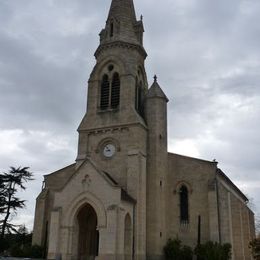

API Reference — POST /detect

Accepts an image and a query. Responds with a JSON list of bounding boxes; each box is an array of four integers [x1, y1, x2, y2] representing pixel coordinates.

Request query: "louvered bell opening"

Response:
[[111, 73, 120, 109], [100, 75, 110, 110]]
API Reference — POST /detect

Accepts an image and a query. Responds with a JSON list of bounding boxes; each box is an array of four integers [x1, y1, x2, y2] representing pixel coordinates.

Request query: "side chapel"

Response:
[[32, 0, 255, 259]]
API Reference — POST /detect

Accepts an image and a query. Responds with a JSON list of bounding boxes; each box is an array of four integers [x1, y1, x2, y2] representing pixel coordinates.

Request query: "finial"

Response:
[[141, 15, 143, 21], [154, 75, 157, 82]]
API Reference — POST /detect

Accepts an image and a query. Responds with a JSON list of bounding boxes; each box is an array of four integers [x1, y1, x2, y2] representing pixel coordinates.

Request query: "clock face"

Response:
[[103, 143, 116, 158]]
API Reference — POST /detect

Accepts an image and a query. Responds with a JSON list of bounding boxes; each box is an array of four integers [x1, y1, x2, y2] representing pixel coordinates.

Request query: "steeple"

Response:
[[108, 0, 137, 22], [97, 0, 145, 50]]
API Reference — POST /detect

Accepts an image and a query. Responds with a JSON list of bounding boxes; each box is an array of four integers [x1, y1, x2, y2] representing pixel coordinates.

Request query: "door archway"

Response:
[[77, 203, 99, 260]]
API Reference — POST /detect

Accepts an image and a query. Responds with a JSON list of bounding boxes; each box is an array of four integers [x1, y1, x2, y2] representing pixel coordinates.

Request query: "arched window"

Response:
[[100, 72, 120, 110], [135, 78, 139, 111], [110, 22, 114, 37], [179, 185, 189, 223], [135, 79, 144, 117], [111, 73, 120, 109], [100, 74, 110, 110]]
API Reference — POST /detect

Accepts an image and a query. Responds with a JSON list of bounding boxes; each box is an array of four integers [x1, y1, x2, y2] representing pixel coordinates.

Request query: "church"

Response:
[[32, 1, 255, 259]]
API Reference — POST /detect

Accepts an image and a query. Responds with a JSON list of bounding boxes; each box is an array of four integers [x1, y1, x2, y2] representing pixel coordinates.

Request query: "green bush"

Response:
[[0, 237, 9, 253], [10, 244, 24, 257], [164, 239, 232, 260], [249, 238, 260, 259], [10, 243, 44, 258], [164, 238, 193, 260], [195, 241, 232, 260], [29, 245, 45, 258]]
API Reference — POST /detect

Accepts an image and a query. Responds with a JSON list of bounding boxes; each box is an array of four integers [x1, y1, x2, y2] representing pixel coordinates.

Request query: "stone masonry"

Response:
[[32, 1, 255, 259]]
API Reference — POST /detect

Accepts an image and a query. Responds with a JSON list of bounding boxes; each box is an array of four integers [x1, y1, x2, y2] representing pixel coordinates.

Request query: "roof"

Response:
[[103, 171, 136, 204], [103, 170, 136, 204], [217, 168, 248, 202], [121, 189, 136, 204], [103, 171, 118, 185], [147, 76, 169, 101], [168, 153, 248, 202], [44, 163, 76, 177], [168, 152, 217, 165]]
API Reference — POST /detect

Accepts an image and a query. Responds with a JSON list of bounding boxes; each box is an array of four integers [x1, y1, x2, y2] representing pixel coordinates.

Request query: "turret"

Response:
[[145, 76, 169, 257]]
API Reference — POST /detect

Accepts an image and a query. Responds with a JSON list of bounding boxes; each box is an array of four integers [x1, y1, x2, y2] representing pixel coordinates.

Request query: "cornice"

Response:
[[94, 41, 147, 59]]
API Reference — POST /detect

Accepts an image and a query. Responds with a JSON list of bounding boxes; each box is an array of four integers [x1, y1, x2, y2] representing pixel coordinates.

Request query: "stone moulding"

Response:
[[94, 40, 147, 59]]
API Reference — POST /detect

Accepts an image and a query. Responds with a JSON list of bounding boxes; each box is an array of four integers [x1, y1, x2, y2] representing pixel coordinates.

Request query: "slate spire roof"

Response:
[[147, 75, 169, 102], [108, 0, 137, 22], [97, 0, 144, 48]]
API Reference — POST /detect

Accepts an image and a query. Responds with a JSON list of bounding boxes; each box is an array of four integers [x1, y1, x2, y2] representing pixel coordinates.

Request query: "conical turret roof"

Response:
[[147, 76, 169, 102]]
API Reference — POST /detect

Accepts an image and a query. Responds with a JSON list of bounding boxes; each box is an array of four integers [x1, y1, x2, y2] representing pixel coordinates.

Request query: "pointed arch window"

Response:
[[100, 74, 110, 110], [111, 73, 120, 108], [135, 79, 144, 117], [179, 185, 189, 224], [110, 22, 114, 37], [100, 72, 120, 110]]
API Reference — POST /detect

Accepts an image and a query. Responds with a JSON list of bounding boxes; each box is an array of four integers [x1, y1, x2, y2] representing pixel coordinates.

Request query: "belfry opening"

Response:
[[76, 204, 99, 260]]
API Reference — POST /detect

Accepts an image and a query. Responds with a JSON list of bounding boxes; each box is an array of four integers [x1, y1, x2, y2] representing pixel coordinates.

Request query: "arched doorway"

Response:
[[77, 203, 99, 260], [124, 214, 132, 260]]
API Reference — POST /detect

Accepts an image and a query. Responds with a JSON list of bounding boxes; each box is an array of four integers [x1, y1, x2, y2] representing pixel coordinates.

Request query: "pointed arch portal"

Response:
[[77, 203, 99, 260]]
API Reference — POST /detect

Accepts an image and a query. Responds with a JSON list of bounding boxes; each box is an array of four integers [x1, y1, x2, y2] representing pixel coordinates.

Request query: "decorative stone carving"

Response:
[[81, 174, 92, 188]]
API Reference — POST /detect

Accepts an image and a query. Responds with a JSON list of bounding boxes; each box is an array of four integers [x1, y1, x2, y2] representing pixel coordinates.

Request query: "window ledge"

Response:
[[98, 108, 119, 113]]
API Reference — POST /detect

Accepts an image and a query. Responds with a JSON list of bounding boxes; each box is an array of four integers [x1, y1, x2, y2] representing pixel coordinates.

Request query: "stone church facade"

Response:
[[32, 0, 255, 259]]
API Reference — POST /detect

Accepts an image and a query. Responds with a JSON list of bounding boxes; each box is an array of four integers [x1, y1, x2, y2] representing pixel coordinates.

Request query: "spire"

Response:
[[97, 0, 145, 49], [108, 0, 137, 22]]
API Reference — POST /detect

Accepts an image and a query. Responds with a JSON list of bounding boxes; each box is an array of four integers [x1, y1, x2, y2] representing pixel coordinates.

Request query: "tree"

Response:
[[255, 214, 260, 237], [0, 167, 33, 238], [0, 177, 7, 214], [164, 238, 193, 260], [249, 236, 260, 259]]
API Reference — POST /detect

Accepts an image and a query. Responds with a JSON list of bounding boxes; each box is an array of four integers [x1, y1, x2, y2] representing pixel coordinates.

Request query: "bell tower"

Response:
[[76, 0, 148, 175], [76, 1, 148, 258]]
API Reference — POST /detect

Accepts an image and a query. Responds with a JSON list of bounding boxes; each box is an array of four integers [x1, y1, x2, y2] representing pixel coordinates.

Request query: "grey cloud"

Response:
[[0, 0, 259, 223]]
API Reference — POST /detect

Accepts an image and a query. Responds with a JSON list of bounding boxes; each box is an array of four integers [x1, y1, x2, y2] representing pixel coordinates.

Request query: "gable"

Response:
[[53, 158, 123, 211], [44, 163, 76, 191]]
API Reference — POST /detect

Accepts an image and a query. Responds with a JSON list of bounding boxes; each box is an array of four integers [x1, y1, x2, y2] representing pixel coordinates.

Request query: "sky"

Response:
[[0, 0, 259, 231]]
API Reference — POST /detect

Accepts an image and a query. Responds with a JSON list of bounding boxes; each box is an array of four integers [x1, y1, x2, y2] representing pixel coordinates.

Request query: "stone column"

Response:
[[127, 150, 147, 260], [32, 190, 48, 246], [96, 205, 119, 260], [208, 180, 220, 242], [47, 210, 61, 260]]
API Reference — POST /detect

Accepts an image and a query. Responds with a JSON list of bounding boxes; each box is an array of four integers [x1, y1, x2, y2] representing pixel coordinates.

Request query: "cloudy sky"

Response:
[[0, 0, 259, 230]]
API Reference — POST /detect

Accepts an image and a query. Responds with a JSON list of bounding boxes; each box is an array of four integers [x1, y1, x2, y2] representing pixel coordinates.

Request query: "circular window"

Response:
[[108, 64, 114, 71]]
